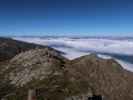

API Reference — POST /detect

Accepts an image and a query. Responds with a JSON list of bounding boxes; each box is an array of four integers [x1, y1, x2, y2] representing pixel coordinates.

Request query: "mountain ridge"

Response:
[[0, 37, 133, 100]]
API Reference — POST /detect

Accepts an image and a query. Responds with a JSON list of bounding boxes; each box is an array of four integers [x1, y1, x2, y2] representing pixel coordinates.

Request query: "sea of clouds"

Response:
[[13, 37, 133, 71]]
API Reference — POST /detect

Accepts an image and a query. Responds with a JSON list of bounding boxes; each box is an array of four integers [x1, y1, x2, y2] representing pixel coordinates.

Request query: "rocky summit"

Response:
[[0, 38, 133, 100]]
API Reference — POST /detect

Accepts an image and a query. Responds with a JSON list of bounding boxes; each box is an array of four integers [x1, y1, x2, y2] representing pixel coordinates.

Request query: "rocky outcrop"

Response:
[[0, 38, 63, 100], [7, 48, 67, 87], [2, 48, 69, 100], [67, 54, 133, 100], [0, 38, 133, 100]]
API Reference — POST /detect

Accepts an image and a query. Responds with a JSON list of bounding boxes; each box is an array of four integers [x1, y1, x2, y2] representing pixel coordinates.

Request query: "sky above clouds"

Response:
[[0, 0, 133, 36]]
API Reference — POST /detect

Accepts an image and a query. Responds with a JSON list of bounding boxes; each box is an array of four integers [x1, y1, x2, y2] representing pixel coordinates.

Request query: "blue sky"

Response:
[[0, 0, 133, 36]]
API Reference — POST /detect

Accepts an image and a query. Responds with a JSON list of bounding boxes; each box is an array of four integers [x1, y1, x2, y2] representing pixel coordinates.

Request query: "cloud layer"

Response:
[[14, 37, 133, 71]]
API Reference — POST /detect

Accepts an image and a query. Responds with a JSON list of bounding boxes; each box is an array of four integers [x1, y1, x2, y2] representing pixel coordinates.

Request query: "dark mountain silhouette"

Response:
[[0, 37, 61, 62], [0, 38, 133, 100]]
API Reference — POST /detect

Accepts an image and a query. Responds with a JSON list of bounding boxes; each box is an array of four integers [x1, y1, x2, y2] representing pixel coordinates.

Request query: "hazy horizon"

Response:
[[1, 33, 133, 37]]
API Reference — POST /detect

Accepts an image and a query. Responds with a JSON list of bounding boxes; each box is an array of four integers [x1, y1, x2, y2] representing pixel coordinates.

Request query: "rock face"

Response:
[[8, 48, 67, 87], [68, 54, 133, 100], [4, 48, 71, 100], [0, 38, 133, 100]]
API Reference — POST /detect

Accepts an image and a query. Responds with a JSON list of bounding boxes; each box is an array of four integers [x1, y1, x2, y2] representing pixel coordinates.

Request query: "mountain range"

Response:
[[0, 37, 133, 100]]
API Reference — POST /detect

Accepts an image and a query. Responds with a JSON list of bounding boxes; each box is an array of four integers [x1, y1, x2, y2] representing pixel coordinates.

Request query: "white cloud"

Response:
[[13, 37, 133, 71], [116, 60, 133, 72], [14, 37, 133, 55]]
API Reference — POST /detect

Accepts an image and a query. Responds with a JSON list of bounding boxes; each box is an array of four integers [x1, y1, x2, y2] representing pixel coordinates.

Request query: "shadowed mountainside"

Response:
[[0, 37, 61, 62]]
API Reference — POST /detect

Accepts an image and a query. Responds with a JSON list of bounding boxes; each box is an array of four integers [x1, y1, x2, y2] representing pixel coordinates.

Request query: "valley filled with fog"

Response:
[[13, 37, 133, 71]]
